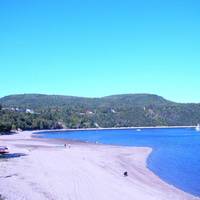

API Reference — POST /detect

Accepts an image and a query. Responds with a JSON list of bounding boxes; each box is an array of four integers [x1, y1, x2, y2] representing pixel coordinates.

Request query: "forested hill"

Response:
[[0, 93, 200, 133], [0, 93, 172, 109]]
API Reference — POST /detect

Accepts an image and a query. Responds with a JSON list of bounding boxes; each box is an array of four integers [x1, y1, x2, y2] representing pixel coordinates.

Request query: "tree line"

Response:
[[0, 94, 200, 134]]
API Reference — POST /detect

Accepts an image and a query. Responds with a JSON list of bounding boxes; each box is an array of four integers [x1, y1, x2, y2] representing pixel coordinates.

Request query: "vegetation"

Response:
[[0, 94, 200, 133]]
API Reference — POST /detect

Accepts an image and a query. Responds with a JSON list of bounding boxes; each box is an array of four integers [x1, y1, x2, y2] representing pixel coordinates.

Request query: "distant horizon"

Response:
[[0, 92, 199, 104]]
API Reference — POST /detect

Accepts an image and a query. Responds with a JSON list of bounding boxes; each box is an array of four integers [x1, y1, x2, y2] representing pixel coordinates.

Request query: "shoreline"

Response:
[[0, 131, 199, 200], [31, 125, 196, 134]]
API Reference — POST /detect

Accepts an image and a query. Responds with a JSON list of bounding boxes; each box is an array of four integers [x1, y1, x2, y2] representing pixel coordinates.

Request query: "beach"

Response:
[[0, 131, 199, 200]]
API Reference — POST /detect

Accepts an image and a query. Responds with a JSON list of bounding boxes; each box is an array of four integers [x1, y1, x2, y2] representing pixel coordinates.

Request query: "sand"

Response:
[[0, 131, 199, 200]]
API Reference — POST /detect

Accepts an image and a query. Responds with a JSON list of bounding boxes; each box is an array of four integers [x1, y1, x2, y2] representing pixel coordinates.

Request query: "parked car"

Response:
[[0, 146, 9, 154]]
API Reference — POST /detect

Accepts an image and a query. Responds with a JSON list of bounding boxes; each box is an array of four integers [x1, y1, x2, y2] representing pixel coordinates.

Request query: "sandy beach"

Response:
[[0, 131, 199, 200]]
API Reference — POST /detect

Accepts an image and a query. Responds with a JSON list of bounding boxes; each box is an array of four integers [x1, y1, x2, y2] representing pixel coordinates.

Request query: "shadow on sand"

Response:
[[0, 153, 27, 159]]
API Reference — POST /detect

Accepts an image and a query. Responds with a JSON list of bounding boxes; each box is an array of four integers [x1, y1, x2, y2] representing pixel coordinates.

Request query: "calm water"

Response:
[[35, 128, 200, 197]]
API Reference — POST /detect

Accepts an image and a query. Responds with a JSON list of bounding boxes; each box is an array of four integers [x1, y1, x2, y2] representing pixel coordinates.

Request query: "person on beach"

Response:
[[64, 144, 71, 148], [123, 171, 128, 177]]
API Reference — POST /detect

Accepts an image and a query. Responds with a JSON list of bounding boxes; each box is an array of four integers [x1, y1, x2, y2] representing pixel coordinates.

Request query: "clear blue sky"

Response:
[[0, 0, 200, 102]]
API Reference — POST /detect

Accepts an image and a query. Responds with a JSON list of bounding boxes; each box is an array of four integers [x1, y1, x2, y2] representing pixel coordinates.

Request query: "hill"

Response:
[[0, 93, 200, 132], [0, 93, 173, 109]]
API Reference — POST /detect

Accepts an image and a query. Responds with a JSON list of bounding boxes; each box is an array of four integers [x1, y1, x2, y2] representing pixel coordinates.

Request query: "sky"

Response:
[[0, 0, 200, 103]]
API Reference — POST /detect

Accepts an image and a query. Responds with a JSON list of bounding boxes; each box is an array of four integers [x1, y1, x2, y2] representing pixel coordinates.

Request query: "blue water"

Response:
[[35, 128, 200, 197]]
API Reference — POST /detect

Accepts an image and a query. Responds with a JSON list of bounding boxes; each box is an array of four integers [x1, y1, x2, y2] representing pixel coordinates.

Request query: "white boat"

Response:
[[196, 124, 200, 131], [136, 129, 141, 132]]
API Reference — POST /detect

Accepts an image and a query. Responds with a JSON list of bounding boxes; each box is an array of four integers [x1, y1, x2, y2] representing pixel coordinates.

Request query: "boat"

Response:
[[0, 146, 9, 154], [196, 124, 200, 131], [136, 129, 141, 132]]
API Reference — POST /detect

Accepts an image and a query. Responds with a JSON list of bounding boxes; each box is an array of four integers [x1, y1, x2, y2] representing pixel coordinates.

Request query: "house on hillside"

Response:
[[86, 110, 94, 115], [26, 109, 34, 114], [111, 109, 116, 113]]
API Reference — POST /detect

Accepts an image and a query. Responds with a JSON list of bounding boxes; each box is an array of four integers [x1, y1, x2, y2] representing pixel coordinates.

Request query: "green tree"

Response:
[[0, 122, 12, 133]]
